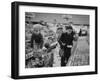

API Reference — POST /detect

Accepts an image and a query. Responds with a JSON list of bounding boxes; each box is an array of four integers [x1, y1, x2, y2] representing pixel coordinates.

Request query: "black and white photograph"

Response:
[[25, 12, 90, 68], [11, 1, 97, 79]]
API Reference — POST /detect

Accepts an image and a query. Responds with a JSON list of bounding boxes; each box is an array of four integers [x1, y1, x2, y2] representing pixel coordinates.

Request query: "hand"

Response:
[[62, 43, 66, 46]]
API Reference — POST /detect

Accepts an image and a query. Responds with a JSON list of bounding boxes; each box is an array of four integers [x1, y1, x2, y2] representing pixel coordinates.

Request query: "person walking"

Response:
[[58, 25, 75, 66]]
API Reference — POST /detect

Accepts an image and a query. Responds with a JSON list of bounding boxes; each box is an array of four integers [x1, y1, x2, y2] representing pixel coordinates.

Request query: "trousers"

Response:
[[61, 48, 71, 66]]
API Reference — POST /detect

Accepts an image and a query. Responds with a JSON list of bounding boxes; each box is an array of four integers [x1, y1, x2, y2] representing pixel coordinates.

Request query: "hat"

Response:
[[65, 26, 73, 30], [57, 27, 63, 30]]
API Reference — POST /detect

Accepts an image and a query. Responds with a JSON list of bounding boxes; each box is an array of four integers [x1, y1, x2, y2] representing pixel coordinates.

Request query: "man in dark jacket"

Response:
[[59, 26, 75, 66]]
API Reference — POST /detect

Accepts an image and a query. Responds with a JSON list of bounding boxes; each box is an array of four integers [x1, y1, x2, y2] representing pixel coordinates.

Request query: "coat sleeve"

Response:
[[30, 33, 35, 48], [39, 34, 44, 48], [58, 34, 64, 48]]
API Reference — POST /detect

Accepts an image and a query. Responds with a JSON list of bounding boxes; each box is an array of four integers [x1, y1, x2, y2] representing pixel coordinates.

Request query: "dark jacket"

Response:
[[31, 33, 43, 48], [58, 32, 74, 49]]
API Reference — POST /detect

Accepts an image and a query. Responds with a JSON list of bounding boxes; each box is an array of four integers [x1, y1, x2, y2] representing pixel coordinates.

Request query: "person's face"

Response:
[[66, 29, 72, 34], [34, 29, 40, 34], [57, 29, 63, 34], [48, 39, 52, 44]]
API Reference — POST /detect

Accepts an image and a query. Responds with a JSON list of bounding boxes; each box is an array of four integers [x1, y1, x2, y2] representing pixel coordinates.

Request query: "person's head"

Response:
[[65, 26, 73, 34], [56, 27, 63, 34], [48, 37, 53, 44], [68, 22, 73, 26], [34, 28, 40, 34], [33, 24, 42, 34]]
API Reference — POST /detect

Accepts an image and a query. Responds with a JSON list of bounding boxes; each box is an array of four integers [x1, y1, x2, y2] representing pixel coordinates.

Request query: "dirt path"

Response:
[[67, 36, 89, 66], [52, 36, 89, 67]]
